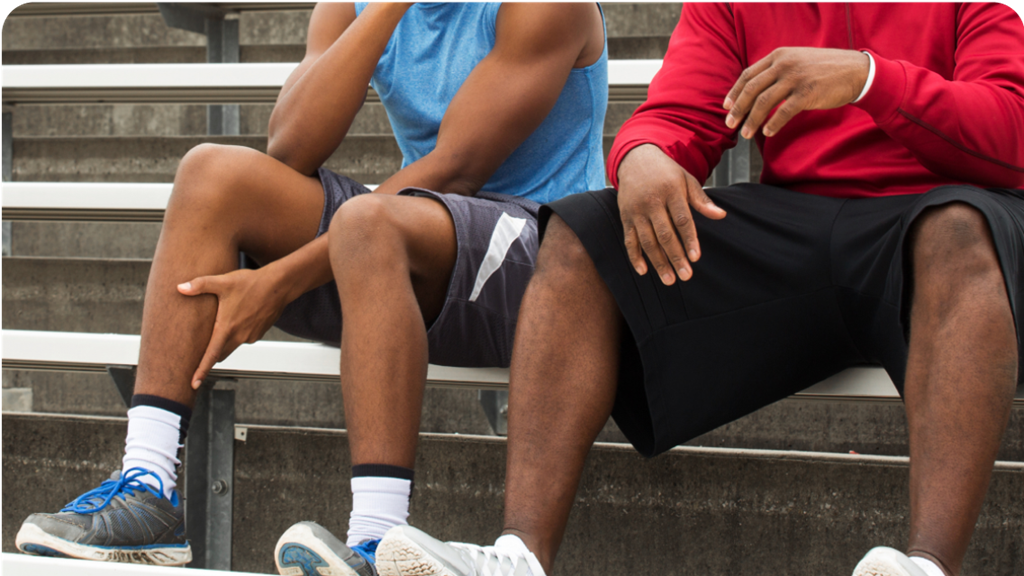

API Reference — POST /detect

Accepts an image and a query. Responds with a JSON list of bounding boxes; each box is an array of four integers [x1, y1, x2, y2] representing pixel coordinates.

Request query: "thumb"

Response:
[[688, 178, 727, 220]]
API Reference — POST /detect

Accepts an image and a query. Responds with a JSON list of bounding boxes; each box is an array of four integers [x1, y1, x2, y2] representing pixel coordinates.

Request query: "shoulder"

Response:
[[306, 3, 357, 56], [493, 3, 602, 59]]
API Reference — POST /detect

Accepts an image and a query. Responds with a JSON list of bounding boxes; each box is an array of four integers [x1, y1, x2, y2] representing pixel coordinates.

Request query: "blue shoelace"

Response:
[[61, 467, 165, 514], [352, 539, 379, 564]]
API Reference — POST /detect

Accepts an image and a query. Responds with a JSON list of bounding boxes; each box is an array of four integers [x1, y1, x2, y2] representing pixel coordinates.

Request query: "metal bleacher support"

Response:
[[156, 3, 240, 136]]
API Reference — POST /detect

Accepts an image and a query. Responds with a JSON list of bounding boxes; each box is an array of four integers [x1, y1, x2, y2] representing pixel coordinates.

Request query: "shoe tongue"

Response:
[[494, 535, 530, 557], [493, 535, 545, 576]]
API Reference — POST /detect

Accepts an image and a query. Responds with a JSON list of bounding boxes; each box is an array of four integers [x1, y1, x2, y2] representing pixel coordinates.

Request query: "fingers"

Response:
[[651, 208, 692, 281], [634, 219, 679, 285], [740, 83, 791, 139], [623, 224, 647, 276], [726, 67, 779, 136], [762, 98, 804, 137], [723, 55, 774, 111], [191, 325, 230, 389], [178, 275, 220, 296]]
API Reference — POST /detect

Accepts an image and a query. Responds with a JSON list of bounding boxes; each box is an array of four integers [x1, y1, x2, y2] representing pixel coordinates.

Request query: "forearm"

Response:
[[260, 235, 334, 304], [852, 52, 1024, 188], [267, 3, 409, 175]]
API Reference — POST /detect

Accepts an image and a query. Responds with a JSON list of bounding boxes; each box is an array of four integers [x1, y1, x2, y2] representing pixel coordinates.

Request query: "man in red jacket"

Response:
[[373, 4, 1024, 576]]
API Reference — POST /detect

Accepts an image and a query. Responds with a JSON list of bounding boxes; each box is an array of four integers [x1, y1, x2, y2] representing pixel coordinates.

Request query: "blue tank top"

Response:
[[354, 2, 607, 204]]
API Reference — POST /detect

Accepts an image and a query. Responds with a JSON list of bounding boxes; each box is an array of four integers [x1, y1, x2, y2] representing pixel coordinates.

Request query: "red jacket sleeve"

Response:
[[852, 3, 1024, 188], [607, 4, 742, 188]]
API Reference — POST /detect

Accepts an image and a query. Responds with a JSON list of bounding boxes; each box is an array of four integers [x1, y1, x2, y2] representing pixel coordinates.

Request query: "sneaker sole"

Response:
[[15, 523, 192, 566], [376, 528, 460, 576], [275, 522, 370, 576]]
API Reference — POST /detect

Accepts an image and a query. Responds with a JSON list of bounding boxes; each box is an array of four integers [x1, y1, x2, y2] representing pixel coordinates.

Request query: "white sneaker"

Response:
[[376, 526, 545, 576], [853, 547, 929, 576]]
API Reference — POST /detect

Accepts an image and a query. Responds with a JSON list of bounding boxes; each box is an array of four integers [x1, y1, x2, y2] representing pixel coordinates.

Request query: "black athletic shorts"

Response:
[[542, 184, 1024, 457]]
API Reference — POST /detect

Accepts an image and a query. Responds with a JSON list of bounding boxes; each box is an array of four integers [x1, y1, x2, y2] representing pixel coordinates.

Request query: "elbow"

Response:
[[436, 175, 486, 197], [422, 149, 491, 197], [266, 127, 310, 175]]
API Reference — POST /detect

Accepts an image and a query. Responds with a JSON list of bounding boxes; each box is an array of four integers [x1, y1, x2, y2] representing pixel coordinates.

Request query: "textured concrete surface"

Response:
[[2, 5, 679, 51], [10, 102, 395, 137], [8, 221, 163, 259], [3, 413, 1021, 575], [1, 388, 32, 412], [0, 369, 498, 434], [3, 256, 150, 334], [11, 135, 405, 183], [0, 4, 677, 67]]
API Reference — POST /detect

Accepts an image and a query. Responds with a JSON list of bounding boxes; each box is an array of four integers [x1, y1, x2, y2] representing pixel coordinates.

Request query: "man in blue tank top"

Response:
[[15, 4, 607, 575]]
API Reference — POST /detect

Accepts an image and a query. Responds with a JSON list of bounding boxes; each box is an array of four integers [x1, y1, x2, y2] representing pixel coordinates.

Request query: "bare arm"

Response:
[[267, 2, 410, 174]]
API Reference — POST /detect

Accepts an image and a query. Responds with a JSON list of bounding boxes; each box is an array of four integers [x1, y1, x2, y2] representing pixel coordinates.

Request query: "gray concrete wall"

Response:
[[3, 5, 680, 63], [3, 413, 1021, 575]]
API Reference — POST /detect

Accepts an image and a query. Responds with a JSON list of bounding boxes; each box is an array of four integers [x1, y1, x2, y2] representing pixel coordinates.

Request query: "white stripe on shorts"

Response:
[[469, 212, 528, 302]]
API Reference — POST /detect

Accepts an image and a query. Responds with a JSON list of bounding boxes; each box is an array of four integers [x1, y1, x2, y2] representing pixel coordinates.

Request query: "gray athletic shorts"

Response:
[[271, 167, 540, 368]]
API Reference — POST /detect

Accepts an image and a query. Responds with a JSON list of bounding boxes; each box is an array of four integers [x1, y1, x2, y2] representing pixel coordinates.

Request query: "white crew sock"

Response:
[[911, 557, 946, 576], [495, 534, 545, 576], [347, 476, 412, 547], [122, 405, 184, 498]]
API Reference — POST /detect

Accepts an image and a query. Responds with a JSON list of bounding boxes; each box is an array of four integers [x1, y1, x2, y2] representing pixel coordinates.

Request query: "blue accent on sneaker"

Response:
[[278, 544, 329, 576], [61, 467, 165, 514], [352, 539, 379, 564], [20, 544, 68, 558]]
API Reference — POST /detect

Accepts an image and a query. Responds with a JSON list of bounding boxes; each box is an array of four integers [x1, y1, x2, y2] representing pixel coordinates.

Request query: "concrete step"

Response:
[[3, 413, 1021, 575], [9, 135, 405, 183], [8, 102, 395, 138], [2, 5, 680, 64], [0, 369, 503, 436], [5, 363, 1023, 460], [9, 101, 641, 138], [8, 134, 619, 183]]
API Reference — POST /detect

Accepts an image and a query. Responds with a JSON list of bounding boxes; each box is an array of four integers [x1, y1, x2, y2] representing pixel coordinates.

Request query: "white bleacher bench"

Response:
[[6, 2, 317, 17], [1, 60, 659, 105], [2, 329, 901, 399], [1, 182, 376, 222]]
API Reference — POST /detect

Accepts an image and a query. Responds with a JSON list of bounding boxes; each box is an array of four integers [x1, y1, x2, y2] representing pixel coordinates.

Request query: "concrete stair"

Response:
[[3, 413, 1022, 575]]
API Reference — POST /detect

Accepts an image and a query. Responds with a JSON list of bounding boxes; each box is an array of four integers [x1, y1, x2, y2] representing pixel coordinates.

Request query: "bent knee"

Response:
[[170, 144, 258, 212], [329, 194, 406, 263], [535, 215, 597, 282], [911, 203, 997, 266], [910, 202, 1005, 292]]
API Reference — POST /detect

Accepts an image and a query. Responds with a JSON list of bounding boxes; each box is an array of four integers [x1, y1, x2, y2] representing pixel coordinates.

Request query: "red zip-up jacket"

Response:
[[608, 3, 1024, 198]]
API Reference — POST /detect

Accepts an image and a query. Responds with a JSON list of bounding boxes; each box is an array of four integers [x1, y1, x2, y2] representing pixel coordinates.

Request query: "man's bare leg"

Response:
[[903, 203, 1017, 576], [133, 144, 325, 406], [500, 216, 622, 573], [329, 194, 457, 468]]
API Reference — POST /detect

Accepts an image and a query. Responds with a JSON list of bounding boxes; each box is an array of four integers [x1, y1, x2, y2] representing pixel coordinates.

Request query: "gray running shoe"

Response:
[[376, 526, 545, 576], [853, 547, 929, 576], [16, 468, 191, 566], [275, 521, 377, 576]]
